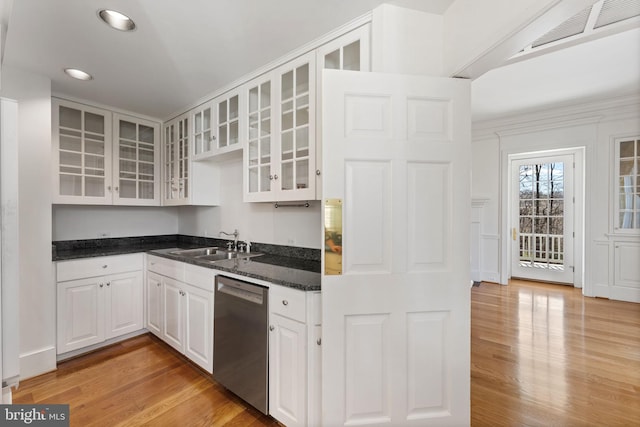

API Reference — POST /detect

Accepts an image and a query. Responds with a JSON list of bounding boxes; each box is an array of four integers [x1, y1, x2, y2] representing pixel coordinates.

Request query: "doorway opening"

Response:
[[508, 149, 584, 286]]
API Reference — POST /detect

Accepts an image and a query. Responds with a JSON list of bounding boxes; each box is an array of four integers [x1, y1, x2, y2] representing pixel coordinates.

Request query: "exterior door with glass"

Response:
[[511, 154, 574, 284]]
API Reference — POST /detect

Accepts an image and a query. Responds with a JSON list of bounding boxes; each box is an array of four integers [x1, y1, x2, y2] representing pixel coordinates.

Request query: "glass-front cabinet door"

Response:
[[192, 101, 215, 160], [113, 114, 160, 205], [163, 113, 190, 205], [215, 89, 242, 154], [245, 74, 274, 201], [277, 52, 316, 201], [53, 98, 113, 204]]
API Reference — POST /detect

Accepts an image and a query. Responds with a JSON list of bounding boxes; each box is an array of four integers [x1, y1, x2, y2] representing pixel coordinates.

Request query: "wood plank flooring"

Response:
[[13, 335, 278, 426], [13, 280, 640, 426], [471, 279, 640, 426]]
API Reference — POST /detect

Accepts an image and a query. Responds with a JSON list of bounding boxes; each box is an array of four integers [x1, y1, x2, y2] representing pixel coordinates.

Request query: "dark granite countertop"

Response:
[[53, 235, 321, 291], [148, 248, 321, 291]]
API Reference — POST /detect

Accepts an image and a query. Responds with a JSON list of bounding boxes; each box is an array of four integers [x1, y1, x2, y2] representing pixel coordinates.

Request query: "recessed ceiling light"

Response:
[[64, 68, 93, 81], [98, 9, 136, 31]]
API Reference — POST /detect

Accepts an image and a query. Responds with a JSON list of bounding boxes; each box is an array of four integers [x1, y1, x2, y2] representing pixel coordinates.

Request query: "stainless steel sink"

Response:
[[169, 247, 261, 263], [169, 247, 219, 257]]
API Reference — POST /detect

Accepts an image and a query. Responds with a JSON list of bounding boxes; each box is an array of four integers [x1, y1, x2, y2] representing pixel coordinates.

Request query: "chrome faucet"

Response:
[[220, 229, 239, 251]]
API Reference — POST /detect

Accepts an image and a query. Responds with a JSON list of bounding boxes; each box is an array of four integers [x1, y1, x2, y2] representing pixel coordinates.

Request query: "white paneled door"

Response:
[[322, 70, 471, 426]]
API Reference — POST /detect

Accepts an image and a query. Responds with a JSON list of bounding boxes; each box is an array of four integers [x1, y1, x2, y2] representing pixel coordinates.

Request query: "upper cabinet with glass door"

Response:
[[191, 101, 215, 161], [243, 52, 316, 202], [113, 114, 160, 205], [163, 113, 190, 205], [316, 24, 371, 73], [314, 24, 371, 199], [52, 98, 113, 204], [163, 112, 220, 206], [244, 73, 274, 201], [277, 53, 316, 201]]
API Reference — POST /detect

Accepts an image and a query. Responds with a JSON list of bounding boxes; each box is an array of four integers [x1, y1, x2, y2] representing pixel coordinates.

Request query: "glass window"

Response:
[[616, 137, 640, 231]]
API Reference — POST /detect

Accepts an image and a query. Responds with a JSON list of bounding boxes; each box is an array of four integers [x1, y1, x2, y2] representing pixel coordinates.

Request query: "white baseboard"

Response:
[[20, 346, 57, 380], [56, 329, 148, 362], [481, 270, 500, 283]]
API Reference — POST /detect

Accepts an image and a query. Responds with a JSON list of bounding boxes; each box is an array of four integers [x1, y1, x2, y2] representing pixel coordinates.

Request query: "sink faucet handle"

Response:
[[226, 242, 234, 251], [245, 240, 251, 254], [238, 243, 246, 253]]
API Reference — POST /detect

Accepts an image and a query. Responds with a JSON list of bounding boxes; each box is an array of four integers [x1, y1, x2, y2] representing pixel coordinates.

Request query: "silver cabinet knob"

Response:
[[282, 300, 288, 306], [102, 265, 108, 269], [269, 325, 275, 331], [99, 283, 104, 288], [274, 174, 279, 180], [156, 283, 161, 287], [317, 338, 322, 345], [316, 169, 321, 176], [106, 282, 110, 287]]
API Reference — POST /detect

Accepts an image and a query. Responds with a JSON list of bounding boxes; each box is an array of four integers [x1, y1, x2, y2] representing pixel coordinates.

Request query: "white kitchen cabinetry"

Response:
[[52, 98, 161, 205], [244, 52, 316, 202], [113, 113, 160, 205], [56, 254, 144, 355], [163, 113, 220, 206], [146, 255, 215, 372], [315, 24, 371, 198], [52, 98, 112, 204], [146, 271, 163, 337], [269, 284, 321, 427], [191, 101, 216, 160]]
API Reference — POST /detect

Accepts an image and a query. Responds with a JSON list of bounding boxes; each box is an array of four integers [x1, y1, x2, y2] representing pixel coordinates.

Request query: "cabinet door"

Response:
[[162, 277, 185, 352], [113, 114, 160, 205], [57, 277, 105, 354], [184, 284, 214, 373], [244, 73, 275, 202], [162, 114, 190, 205], [105, 271, 144, 339], [269, 313, 307, 427], [52, 98, 113, 204], [146, 272, 164, 337], [192, 101, 216, 160], [276, 52, 316, 201], [315, 24, 371, 199], [215, 89, 242, 153]]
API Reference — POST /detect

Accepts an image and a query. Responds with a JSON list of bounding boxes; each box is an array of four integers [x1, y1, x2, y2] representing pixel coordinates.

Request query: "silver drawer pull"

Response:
[[317, 338, 321, 345], [269, 325, 275, 331], [282, 300, 288, 306], [102, 265, 108, 269]]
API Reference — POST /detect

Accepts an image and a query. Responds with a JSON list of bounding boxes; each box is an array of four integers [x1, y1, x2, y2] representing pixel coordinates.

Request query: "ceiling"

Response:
[[471, 26, 640, 122], [2, 0, 638, 123], [1, 0, 453, 120]]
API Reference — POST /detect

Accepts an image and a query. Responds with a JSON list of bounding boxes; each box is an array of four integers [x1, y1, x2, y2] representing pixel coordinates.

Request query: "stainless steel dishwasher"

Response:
[[213, 275, 269, 414]]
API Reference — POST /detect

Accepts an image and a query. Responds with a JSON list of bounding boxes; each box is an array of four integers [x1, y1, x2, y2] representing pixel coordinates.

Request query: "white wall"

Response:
[[0, 66, 56, 378], [471, 95, 640, 300], [52, 206, 179, 240], [178, 157, 322, 249]]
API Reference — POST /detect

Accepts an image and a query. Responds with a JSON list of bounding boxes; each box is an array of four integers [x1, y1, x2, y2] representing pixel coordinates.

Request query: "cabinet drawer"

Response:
[[184, 263, 215, 292], [57, 253, 143, 282], [270, 285, 306, 323], [147, 255, 185, 282]]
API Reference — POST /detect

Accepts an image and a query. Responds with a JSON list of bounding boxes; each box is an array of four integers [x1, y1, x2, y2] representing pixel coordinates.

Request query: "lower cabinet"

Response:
[[269, 285, 321, 427], [56, 254, 144, 355], [269, 312, 307, 427], [146, 256, 214, 373]]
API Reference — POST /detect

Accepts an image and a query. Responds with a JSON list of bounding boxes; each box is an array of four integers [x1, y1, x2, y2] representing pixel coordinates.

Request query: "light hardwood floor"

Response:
[[14, 280, 640, 426]]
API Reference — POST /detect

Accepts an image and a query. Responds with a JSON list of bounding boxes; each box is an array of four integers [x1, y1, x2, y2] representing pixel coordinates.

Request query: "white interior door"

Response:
[[322, 70, 471, 426], [511, 154, 574, 284]]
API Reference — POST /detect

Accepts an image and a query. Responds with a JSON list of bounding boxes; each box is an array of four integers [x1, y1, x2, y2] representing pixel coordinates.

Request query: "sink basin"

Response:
[[170, 247, 219, 257], [170, 247, 262, 263]]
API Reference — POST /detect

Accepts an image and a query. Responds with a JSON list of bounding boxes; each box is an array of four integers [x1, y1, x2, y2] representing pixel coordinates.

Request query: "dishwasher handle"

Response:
[[216, 278, 265, 305]]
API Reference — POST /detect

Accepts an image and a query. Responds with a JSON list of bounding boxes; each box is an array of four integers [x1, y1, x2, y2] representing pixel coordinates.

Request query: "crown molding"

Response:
[[472, 94, 640, 141]]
